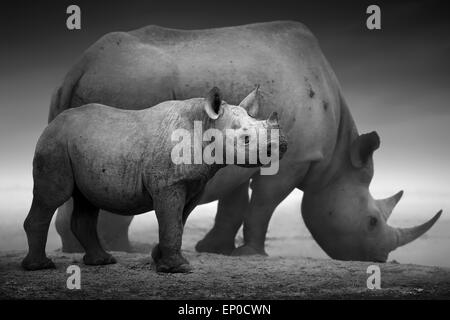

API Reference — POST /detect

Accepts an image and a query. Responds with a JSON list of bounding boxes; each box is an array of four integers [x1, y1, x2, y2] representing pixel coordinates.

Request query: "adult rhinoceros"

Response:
[[50, 21, 442, 262]]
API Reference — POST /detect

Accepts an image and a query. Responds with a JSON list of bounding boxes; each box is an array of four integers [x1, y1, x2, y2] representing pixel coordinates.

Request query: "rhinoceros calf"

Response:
[[22, 87, 287, 272]]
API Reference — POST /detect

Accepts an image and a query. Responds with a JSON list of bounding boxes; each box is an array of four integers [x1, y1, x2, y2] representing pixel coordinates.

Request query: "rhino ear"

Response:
[[350, 131, 380, 168], [239, 85, 260, 117], [205, 87, 223, 119]]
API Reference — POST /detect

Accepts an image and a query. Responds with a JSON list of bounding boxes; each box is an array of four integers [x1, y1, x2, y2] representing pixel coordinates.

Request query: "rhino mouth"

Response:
[[368, 252, 389, 263]]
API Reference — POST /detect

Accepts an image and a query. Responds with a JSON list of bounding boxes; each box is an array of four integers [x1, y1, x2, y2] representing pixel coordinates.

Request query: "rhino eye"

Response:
[[368, 216, 378, 230]]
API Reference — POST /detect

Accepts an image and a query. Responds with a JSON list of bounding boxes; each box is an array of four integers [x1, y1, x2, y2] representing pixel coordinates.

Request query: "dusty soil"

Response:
[[1, 248, 450, 299]]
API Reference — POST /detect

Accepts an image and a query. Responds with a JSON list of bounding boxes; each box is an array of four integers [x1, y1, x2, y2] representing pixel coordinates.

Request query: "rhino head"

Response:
[[302, 130, 442, 262], [203, 86, 287, 169]]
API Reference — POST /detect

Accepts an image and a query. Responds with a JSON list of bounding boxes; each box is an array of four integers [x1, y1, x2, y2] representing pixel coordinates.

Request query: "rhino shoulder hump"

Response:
[[266, 20, 316, 41], [128, 25, 193, 46], [87, 31, 139, 55]]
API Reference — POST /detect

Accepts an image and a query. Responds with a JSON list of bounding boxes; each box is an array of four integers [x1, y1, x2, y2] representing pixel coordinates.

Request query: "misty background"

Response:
[[1, 0, 449, 266]]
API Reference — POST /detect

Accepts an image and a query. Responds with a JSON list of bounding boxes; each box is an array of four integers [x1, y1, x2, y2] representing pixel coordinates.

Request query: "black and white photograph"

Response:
[[1, 0, 449, 305]]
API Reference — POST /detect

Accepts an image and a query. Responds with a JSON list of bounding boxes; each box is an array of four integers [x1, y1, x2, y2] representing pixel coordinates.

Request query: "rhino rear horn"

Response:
[[205, 87, 223, 119], [376, 190, 404, 221], [350, 131, 380, 168], [239, 85, 260, 117], [267, 112, 279, 126]]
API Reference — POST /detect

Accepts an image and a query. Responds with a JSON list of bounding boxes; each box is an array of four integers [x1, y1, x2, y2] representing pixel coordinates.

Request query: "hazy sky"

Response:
[[1, 0, 449, 216]]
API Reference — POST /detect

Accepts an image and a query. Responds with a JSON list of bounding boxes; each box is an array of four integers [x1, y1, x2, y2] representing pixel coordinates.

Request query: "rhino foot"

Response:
[[83, 253, 117, 266], [21, 255, 56, 271], [195, 236, 235, 255], [154, 253, 192, 273], [231, 245, 267, 256], [156, 262, 192, 273]]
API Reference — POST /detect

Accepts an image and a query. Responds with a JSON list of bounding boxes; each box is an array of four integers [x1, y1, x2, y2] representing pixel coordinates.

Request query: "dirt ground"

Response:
[[1, 246, 450, 299]]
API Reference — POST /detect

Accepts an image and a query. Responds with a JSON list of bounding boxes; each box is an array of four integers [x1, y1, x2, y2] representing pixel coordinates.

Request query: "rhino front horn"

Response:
[[393, 210, 442, 248], [267, 112, 279, 126], [376, 190, 404, 221]]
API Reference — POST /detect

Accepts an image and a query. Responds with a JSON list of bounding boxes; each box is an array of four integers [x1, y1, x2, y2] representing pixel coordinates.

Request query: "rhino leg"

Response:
[[55, 199, 133, 253], [153, 191, 202, 262], [55, 199, 84, 253], [71, 189, 116, 266], [195, 181, 249, 255], [231, 168, 302, 256], [153, 187, 191, 273], [22, 199, 60, 270], [22, 149, 73, 270]]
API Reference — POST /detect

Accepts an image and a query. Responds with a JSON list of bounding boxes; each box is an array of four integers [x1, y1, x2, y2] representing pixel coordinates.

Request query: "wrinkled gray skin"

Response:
[[22, 87, 286, 272], [50, 21, 442, 262]]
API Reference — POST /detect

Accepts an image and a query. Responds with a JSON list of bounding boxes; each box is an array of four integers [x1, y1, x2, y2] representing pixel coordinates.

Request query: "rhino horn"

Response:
[[392, 210, 442, 249], [267, 112, 279, 126], [239, 85, 260, 117], [376, 190, 404, 221]]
